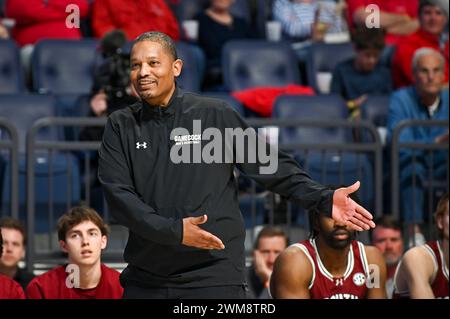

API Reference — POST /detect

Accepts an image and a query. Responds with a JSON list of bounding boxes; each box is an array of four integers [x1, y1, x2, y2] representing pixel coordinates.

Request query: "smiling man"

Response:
[[270, 188, 387, 299], [26, 207, 123, 299], [98, 31, 375, 299]]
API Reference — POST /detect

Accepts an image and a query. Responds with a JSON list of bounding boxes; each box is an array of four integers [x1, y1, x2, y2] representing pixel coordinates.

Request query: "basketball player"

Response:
[[26, 207, 123, 299], [270, 189, 387, 299], [393, 193, 448, 299]]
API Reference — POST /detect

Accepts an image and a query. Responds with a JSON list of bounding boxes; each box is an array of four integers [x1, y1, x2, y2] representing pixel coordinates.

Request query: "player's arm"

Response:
[[365, 245, 387, 299], [399, 247, 436, 299], [270, 246, 312, 299]]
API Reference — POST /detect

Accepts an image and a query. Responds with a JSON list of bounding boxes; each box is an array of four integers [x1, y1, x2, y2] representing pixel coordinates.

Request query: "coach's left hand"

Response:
[[332, 181, 376, 231]]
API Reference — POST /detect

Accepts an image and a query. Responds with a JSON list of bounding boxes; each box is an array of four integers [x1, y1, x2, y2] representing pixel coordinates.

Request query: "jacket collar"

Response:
[[141, 85, 181, 119]]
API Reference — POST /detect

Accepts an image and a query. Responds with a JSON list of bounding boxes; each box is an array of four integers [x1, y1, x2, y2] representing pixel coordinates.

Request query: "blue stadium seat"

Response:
[[361, 95, 390, 128], [360, 94, 390, 143], [202, 92, 245, 117], [0, 94, 80, 232], [0, 94, 59, 151], [306, 42, 354, 93], [273, 94, 351, 143], [0, 40, 25, 94], [273, 94, 374, 214], [222, 40, 300, 92], [31, 39, 98, 94], [176, 41, 203, 92]]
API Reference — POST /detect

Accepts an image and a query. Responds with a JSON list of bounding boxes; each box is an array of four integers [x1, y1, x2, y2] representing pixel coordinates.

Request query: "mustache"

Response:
[[331, 227, 351, 236]]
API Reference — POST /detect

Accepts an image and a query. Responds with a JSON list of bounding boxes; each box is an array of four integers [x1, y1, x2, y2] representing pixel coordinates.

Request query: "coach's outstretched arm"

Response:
[[98, 117, 224, 250], [228, 109, 375, 231]]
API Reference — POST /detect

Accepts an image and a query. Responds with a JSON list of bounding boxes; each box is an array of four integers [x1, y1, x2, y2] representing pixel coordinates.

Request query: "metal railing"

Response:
[[0, 118, 19, 219], [23, 117, 383, 271], [26, 117, 107, 271], [391, 120, 449, 239]]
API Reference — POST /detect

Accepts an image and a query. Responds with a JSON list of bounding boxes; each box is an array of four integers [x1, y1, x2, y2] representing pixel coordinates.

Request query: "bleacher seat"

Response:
[[176, 41, 203, 92], [0, 94, 80, 232], [202, 92, 245, 117], [31, 39, 98, 94], [273, 94, 374, 213], [0, 40, 25, 94], [306, 42, 353, 94], [273, 94, 350, 143], [222, 40, 300, 92], [361, 95, 390, 128]]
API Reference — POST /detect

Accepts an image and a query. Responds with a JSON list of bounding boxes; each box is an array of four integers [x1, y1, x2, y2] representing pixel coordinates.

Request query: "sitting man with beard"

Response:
[[270, 187, 387, 299]]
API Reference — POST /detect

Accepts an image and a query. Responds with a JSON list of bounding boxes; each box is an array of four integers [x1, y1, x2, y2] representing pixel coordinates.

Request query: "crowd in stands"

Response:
[[0, 0, 448, 299]]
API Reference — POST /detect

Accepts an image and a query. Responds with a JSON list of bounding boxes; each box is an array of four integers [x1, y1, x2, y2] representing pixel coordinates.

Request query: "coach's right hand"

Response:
[[182, 214, 225, 250]]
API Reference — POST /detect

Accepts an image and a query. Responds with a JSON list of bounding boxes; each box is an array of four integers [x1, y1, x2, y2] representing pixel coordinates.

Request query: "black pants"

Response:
[[122, 284, 249, 299]]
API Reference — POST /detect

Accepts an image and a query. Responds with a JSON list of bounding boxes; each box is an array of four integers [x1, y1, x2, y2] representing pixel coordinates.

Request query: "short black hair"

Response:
[[308, 185, 361, 239], [351, 26, 385, 51], [133, 31, 178, 60]]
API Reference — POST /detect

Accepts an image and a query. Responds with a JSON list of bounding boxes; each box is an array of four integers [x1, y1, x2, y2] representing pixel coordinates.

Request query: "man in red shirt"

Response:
[[5, 0, 89, 47], [0, 231, 26, 299], [346, 0, 419, 46], [392, 0, 449, 88], [26, 207, 123, 299], [270, 188, 387, 299], [92, 0, 180, 41]]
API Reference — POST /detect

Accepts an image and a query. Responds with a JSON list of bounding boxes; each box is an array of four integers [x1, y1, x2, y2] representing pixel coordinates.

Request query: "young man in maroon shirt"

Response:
[[26, 207, 123, 299], [0, 231, 25, 299]]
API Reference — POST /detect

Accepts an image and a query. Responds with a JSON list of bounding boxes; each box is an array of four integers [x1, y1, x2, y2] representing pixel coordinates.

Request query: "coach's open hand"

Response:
[[332, 181, 376, 231], [182, 214, 225, 250]]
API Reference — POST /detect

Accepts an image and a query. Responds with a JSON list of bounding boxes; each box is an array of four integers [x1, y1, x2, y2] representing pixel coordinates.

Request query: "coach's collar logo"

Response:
[[136, 142, 148, 149]]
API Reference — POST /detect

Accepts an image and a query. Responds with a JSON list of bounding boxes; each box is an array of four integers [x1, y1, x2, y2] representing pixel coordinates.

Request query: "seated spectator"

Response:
[[273, 0, 347, 42], [392, 0, 449, 89], [331, 26, 392, 118], [0, 232, 25, 299], [387, 48, 448, 241], [196, 0, 253, 90], [92, 0, 180, 41], [0, 21, 9, 39], [246, 226, 289, 298], [0, 217, 35, 290], [370, 216, 405, 298], [26, 207, 123, 299], [346, 0, 419, 46], [393, 192, 448, 299], [4, 0, 89, 47]]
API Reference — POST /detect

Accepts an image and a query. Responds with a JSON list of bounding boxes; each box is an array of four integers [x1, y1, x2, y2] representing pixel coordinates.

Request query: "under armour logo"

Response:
[[136, 142, 148, 149], [335, 278, 344, 286]]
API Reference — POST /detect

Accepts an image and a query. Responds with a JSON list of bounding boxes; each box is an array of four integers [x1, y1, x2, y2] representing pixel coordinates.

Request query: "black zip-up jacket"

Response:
[[98, 88, 334, 288]]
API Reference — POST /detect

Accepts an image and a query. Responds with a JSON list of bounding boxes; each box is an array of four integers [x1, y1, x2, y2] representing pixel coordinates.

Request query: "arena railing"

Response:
[[25, 117, 383, 271], [391, 119, 449, 245], [0, 118, 19, 219]]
